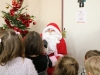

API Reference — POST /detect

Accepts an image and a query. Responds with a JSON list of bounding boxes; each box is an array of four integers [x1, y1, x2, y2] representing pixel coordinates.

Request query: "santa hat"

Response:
[[42, 23, 62, 40]]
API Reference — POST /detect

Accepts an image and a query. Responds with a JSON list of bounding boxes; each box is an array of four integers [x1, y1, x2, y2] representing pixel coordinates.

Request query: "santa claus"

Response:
[[41, 23, 67, 75]]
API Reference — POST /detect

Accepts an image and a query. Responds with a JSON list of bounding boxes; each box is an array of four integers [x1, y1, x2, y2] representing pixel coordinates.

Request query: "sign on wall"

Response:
[[76, 9, 86, 23]]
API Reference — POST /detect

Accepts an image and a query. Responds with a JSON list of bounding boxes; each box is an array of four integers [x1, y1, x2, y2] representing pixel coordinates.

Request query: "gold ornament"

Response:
[[6, 5, 9, 9], [2, 16, 5, 18], [62, 28, 66, 38]]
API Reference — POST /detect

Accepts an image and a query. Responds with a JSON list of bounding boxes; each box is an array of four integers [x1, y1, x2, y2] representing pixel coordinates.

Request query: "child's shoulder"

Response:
[[79, 68, 86, 75], [15, 57, 33, 64]]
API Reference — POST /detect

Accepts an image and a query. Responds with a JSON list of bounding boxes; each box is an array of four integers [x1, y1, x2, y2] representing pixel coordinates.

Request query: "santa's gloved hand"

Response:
[[56, 54, 63, 60], [57, 54, 63, 57], [54, 52, 63, 57], [54, 49, 63, 57], [49, 56, 57, 66]]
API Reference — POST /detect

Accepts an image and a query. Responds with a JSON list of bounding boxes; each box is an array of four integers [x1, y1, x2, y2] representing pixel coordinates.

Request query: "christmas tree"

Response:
[[1, 0, 36, 36]]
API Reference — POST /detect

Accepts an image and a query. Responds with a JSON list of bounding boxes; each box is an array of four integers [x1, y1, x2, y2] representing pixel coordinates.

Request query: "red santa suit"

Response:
[[41, 23, 67, 75]]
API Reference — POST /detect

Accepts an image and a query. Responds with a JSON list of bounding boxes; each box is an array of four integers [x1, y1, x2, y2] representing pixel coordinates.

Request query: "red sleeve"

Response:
[[57, 38, 67, 55]]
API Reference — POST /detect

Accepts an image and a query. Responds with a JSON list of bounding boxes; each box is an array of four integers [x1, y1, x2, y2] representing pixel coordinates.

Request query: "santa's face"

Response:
[[42, 28, 60, 55], [46, 28, 55, 34]]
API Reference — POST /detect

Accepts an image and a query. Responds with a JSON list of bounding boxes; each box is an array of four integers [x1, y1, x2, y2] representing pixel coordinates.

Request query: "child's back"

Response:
[[0, 57, 37, 75], [0, 29, 38, 75], [24, 31, 52, 74]]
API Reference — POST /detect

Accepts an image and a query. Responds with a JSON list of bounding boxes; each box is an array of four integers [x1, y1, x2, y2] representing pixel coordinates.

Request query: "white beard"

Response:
[[42, 32, 60, 55]]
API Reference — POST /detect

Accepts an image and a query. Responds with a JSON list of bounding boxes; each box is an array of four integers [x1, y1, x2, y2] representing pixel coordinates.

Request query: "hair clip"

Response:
[[15, 31, 20, 34], [71, 64, 75, 66], [0, 39, 1, 42]]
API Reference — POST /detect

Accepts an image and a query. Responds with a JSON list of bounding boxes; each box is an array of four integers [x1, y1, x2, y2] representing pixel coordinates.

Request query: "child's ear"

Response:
[[88, 72, 91, 75], [84, 59, 86, 63]]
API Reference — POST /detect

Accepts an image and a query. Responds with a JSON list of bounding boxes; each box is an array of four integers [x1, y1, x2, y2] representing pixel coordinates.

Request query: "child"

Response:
[[53, 55, 79, 75], [79, 50, 100, 75], [0, 29, 38, 75], [85, 56, 100, 75], [24, 31, 52, 75], [85, 50, 100, 60]]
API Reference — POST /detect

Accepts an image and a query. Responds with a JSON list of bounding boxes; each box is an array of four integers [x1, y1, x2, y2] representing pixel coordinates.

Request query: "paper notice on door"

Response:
[[76, 9, 86, 23]]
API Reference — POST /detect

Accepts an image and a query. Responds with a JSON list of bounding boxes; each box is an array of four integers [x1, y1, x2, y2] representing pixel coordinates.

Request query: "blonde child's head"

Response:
[[85, 56, 100, 75], [53, 55, 79, 75], [85, 50, 100, 60]]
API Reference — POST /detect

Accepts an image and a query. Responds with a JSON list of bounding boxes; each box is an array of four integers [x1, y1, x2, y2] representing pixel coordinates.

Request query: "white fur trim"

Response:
[[57, 54, 63, 57], [0, 39, 1, 42], [49, 56, 57, 66], [42, 25, 62, 40]]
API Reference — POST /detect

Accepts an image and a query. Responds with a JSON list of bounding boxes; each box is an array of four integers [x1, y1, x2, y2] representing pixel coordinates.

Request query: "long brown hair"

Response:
[[53, 55, 79, 75], [0, 29, 25, 65], [24, 31, 44, 56]]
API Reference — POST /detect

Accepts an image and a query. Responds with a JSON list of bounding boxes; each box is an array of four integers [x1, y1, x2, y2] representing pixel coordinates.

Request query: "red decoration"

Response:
[[1, 0, 36, 36], [10, 9, 15, 16], [33, 22, 36, 25]]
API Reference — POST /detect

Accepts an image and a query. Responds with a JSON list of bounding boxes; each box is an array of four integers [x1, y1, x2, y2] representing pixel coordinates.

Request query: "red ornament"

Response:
[[16, 3, 21, 8], [12, 0, 23, 11], [28, 19, 32, 23], [12, 0, 16, 5], [19, 0, 23, 2], [13, 27, 19, 31], [25, 23, 29, 27], [18, 29, 22, 33], [26, 14, 30, 17], [33, 22, 36, 25], [10, 9, 15, 16], [23, 30, 28, 34], [5, 19, 10, 25], [13, 7, 18, 11]]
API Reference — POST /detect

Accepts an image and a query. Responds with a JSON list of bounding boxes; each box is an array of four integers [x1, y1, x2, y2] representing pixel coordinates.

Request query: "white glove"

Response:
[[49, 56, 57, 66]]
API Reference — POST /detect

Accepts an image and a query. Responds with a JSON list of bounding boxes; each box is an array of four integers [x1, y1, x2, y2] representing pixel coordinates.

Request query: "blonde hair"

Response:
[[85, 50, 100, 60], [0, 29, 24, 65], [53, 55, 79, 75], [85, 56, 100, 75]]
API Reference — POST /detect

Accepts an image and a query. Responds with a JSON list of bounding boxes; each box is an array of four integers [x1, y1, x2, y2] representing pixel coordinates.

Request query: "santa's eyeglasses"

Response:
[[46, 28, 55, 32]]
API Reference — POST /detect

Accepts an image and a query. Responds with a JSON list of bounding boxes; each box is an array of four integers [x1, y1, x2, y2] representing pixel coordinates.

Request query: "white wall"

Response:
[[28, 0, 62, 33], [63, 0, 100, 68], [0, 0, 12, 26]]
